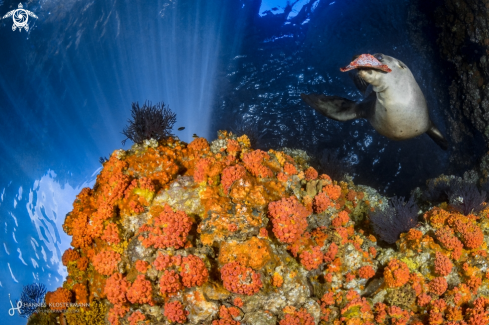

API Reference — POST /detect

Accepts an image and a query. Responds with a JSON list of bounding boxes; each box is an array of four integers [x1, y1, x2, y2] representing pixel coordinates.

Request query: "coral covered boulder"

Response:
[[30, 130, 489, 325]]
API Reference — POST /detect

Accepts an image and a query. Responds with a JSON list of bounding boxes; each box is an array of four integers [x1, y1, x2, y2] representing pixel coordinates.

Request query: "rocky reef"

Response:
[[435, 0, 489, 143], [28, 132, 489, 325]]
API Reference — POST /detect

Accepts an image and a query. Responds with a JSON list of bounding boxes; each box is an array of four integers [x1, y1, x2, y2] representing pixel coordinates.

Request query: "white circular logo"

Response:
[[2, 3, 38, 32]]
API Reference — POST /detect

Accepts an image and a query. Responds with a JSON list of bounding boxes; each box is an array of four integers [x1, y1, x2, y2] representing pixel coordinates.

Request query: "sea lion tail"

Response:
[[300, 93, 363, 121], [426, 122, 448, 150]]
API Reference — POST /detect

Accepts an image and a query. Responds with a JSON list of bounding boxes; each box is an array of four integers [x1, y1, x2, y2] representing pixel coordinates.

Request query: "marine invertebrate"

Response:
[[304, 166, 318, 181], [220, 261, 263, 295], [370, 196, 418, 244], [221, 165, 246, 194], [313, 192, 331, 213], [102, 222, 121, 244], [108, 304, 129, 325], [62, 248, 80, 266], [429, 277, 448, 296], [384, 259, 410, 288], [268, 196, 309, 243], [72, 282, 89, 304], [153, 252, 177, 271], [93, 250, 121, 276], [126, 274, 153, 305], [180, 254, 209, 287], [135, 260, 150, 273], [242, 150, 273, 178], [449, 181, 486, 215], [105, 273, 130, 305], [299, 246, 323, 270], [138, 205, 192, 249], [127, 310, 145, 325], [45, 287, 72, 311], [159, 270, 182, 294], [434, 252, 453, 276], [37, 131, 489, 325], [280, 307, 315, 325], [122, 101, 176, 145], [358, 265, 376, 279], [17, 283, 47, 318], [164, 301, 188, 323]]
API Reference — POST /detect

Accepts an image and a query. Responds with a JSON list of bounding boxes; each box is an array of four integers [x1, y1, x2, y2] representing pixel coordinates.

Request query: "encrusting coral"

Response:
[[29, 130, 489, 325]]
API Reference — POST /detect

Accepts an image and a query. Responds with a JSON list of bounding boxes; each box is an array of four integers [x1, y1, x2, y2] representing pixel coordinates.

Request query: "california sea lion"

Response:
[[301, 53, 448, 150]]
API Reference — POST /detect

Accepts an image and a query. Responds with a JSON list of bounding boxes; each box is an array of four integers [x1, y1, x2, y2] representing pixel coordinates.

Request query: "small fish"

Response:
[[178, 127, 185, 131], [192, 134, 199, 138], [272, 7, 278, 10]]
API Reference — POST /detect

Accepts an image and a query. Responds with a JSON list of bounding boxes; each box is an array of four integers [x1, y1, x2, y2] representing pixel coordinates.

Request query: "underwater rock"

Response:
[[435, 0, 489, 142], [35, 131, 489, 325]]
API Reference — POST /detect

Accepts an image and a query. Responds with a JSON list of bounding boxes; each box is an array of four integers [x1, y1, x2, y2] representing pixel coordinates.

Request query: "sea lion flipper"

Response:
[[300, 93, 360, 121], [426, 122, 448, 150]]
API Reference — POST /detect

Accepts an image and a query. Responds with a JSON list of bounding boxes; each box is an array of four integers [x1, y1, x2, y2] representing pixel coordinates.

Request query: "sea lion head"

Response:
[[341, 53, 408, 92]]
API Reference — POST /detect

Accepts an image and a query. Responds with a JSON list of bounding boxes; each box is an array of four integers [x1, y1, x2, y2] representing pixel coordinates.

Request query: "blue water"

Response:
[[0, 0, 475, 323], [0, 0, 242, 322]]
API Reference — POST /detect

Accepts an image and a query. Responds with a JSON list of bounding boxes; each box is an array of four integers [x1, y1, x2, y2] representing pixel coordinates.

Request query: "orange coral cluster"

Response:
[[164, 301, 188, 323], [242, 150, 273, 178], [221, 164, 246, 194], [92, 250, 121, 276], [62, 248, 80, 266], [220, 261, 263, 295], [384, 259, 410, 288], [138, 204, 192, 249], [47, 132, 489, 325], [280, 307, 315, 325], [126, 274, 153, 305], [45, 287, 72, 311], [268, 196, 309, 243]]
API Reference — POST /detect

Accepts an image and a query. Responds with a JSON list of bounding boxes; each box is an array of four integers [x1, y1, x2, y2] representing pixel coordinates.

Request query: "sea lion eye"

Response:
[[374, 54, 383, 61]]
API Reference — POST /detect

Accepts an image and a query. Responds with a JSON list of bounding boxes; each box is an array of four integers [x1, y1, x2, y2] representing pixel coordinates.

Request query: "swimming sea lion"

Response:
[[300, 53, 448, 150]]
